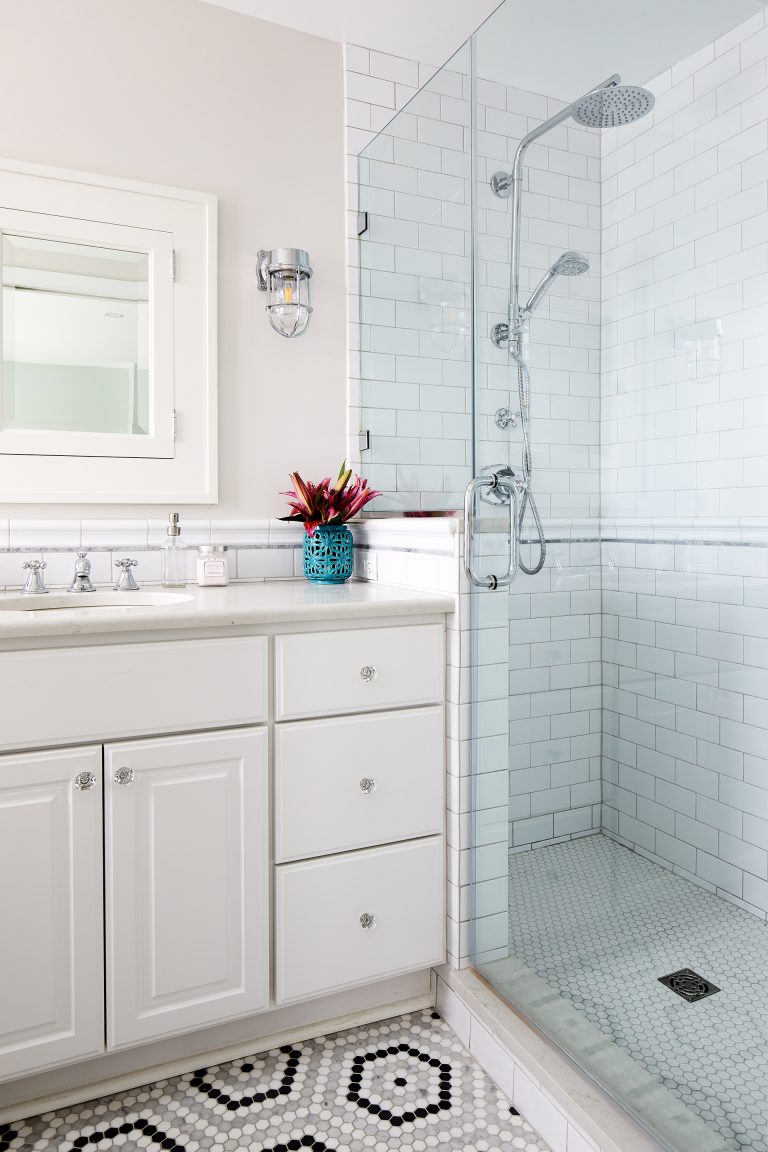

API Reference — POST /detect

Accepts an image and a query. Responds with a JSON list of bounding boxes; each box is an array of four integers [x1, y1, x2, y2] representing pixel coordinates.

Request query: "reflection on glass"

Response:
[[1, 235, 149, 436]]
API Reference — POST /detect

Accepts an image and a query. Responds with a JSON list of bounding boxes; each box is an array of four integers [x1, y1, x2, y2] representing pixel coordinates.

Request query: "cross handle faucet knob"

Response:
[[114, 558, 140, 591]]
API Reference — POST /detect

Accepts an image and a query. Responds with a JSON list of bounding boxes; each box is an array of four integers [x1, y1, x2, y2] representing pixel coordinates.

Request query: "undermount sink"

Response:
[[0, 591, 194, 612]]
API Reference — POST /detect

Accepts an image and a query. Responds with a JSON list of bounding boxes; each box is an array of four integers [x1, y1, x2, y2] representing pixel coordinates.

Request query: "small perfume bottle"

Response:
[[161, 512, 188, 587]]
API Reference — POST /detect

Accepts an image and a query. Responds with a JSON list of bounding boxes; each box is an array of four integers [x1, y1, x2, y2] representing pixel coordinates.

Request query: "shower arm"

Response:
[[501, 73, 620, 334]]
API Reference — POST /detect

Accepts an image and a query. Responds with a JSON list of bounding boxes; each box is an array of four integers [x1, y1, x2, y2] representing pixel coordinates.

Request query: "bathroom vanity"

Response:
[[0, 581, 451, 1117]]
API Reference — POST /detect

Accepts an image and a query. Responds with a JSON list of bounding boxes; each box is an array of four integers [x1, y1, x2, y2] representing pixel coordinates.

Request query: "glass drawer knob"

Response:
[[359, 912, 376, 930], [114, 767, 135, 787], [75, 771, 96, 792], [360, 665, 377, 682], [359, 777, 377, 795]]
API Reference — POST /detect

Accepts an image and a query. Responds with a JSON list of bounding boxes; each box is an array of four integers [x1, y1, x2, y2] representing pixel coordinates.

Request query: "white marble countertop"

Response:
[[0, 579, 454, 642]]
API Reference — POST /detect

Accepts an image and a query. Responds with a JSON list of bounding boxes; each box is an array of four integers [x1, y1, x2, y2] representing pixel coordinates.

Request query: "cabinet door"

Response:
[[0, 747, 103, 1081], [105, 728, 268, 1049]]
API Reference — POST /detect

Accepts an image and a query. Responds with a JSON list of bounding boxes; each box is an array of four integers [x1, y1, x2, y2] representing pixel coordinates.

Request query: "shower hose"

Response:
[[510, 330, 547, 575]]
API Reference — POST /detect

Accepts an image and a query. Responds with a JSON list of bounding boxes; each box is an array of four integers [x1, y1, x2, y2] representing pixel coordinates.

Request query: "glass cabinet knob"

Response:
[[359, 777, 377, 795], [74, 771, 96, 792], [113, 767, 135, 787], [359, 912, 376, 930], [360, 665, 377, 682]]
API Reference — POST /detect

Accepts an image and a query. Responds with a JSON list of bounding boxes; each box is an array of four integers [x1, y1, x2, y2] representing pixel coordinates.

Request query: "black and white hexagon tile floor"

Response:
[[0, 1011, 551, 1152]]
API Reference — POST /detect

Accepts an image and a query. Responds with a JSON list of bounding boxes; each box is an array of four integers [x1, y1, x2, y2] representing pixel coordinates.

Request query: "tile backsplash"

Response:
[[0, 519, 304, 589]]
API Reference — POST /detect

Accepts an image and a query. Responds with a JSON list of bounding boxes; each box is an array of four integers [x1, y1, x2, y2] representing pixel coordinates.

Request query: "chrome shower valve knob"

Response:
[[494, 408, 519, 431]]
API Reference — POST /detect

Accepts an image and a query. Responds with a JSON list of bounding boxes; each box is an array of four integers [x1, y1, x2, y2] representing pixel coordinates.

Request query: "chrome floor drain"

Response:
[[658, 968, 720, 1003]]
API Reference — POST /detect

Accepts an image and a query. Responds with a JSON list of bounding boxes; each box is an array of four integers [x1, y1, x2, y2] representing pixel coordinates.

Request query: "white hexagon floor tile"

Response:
[[504, 835, 768, 1151], [0, 1010, 551, 1152]]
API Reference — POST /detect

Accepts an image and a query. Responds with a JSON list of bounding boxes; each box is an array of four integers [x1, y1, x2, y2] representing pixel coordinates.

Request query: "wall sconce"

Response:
[[256, 248, 313, 338]]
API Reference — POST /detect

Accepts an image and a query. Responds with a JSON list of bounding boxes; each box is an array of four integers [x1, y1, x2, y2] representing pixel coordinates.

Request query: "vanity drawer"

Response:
[[274, 707, 444, 861], [274, 623, 444, 720], [275, 837, 445, 1004], [0, 636, 268, 750]]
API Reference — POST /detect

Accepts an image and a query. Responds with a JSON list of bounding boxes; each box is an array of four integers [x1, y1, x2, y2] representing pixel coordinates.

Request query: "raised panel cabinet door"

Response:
[[105, 727, 268, 1049], [0, 746, 104, 1082]]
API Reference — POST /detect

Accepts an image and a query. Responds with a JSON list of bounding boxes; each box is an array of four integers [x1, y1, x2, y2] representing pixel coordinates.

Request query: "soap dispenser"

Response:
[[161, 512, 188, 587]]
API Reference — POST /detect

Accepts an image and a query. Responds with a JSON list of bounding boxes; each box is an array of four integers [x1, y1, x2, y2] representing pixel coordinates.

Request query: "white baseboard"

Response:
[[0, 971, 432, 1125]]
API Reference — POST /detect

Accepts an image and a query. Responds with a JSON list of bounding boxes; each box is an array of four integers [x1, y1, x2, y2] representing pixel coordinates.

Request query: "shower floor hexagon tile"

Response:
[[500, 836, 768, 1151], [0, 1011, 550, 1152]]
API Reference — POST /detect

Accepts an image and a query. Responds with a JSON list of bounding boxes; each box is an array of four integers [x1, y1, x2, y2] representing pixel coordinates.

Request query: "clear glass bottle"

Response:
[[161, 511, 188, 587]]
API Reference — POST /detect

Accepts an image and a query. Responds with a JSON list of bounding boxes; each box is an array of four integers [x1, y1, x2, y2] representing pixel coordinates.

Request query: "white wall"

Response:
[[601, 6, 768, 523], [0, 0, 346, 518], [601, 10, 768, 920]]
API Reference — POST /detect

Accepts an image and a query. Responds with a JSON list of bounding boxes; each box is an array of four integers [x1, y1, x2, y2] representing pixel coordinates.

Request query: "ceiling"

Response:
[[201, 0, 768, 96], [475, 0, 768, 99], [200, 0, 502, 63]]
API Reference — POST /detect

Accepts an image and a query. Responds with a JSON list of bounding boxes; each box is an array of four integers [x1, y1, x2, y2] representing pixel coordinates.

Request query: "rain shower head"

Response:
[[572, 84, 655, 128], [522, 251, 590, 317]]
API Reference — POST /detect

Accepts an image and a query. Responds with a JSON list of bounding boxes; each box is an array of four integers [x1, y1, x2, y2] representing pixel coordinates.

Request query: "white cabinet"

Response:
[[275, 624, 444, 720], [275, 707, 445, 861], [0, 636, 268, 752], [0, 609, 447, 1092], [275, 837, 445, 1005], [0, 747, 103, 1082], [105, 728, 269, 1049]]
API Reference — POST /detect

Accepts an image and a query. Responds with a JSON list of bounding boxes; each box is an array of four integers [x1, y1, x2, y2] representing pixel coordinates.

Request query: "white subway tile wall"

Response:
[[601, 9, 768, 523], [350, 48, 601, 515], [474, 83, 601, 523], [0, 519, 306, 590], [601, 531, 768, 919], [598, 10, 768, 918], [353, 45, 473, 511], [504, 534, 603, 856], [344, 44, 439, 484]]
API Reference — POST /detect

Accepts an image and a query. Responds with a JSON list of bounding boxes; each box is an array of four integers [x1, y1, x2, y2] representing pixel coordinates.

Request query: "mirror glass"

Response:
[[1, 235, 150, 436]]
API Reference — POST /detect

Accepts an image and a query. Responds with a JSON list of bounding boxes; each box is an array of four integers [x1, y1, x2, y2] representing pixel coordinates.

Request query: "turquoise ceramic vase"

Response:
[[302, 524, 354, 584]]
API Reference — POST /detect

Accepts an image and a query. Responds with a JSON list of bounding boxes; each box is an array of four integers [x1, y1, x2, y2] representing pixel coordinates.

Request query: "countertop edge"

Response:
[[0, 581, 456, 644]]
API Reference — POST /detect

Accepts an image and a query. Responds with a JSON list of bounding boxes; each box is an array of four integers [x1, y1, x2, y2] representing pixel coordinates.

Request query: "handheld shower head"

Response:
[[522, 251, 590, 317], [572, 84, 655, 128], [552, 251, 590, 276]]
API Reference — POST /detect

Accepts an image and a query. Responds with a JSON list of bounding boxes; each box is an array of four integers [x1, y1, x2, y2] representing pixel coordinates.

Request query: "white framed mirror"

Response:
[[0, 159, 217, 502]]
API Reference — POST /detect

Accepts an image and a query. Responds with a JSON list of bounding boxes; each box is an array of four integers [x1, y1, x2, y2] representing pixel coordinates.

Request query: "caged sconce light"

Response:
[[256, 248, 313, 338]]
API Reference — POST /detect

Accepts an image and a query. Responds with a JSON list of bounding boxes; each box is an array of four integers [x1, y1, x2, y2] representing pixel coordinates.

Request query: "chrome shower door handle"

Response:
[[464, 472, 519, 590]]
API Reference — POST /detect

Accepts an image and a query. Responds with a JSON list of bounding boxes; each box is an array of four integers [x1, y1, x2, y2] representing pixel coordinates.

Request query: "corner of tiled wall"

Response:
[[343, 44, 438, 481]]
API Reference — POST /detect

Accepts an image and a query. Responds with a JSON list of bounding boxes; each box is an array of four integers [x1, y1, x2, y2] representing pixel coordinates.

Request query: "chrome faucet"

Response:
[[114, 558, 140, 591], [21, 560, 48, 595], [68, 552, 96, 593]]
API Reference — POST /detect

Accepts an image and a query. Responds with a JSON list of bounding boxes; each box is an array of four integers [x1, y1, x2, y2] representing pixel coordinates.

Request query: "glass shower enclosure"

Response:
[[356, 3, 768, 1149]]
